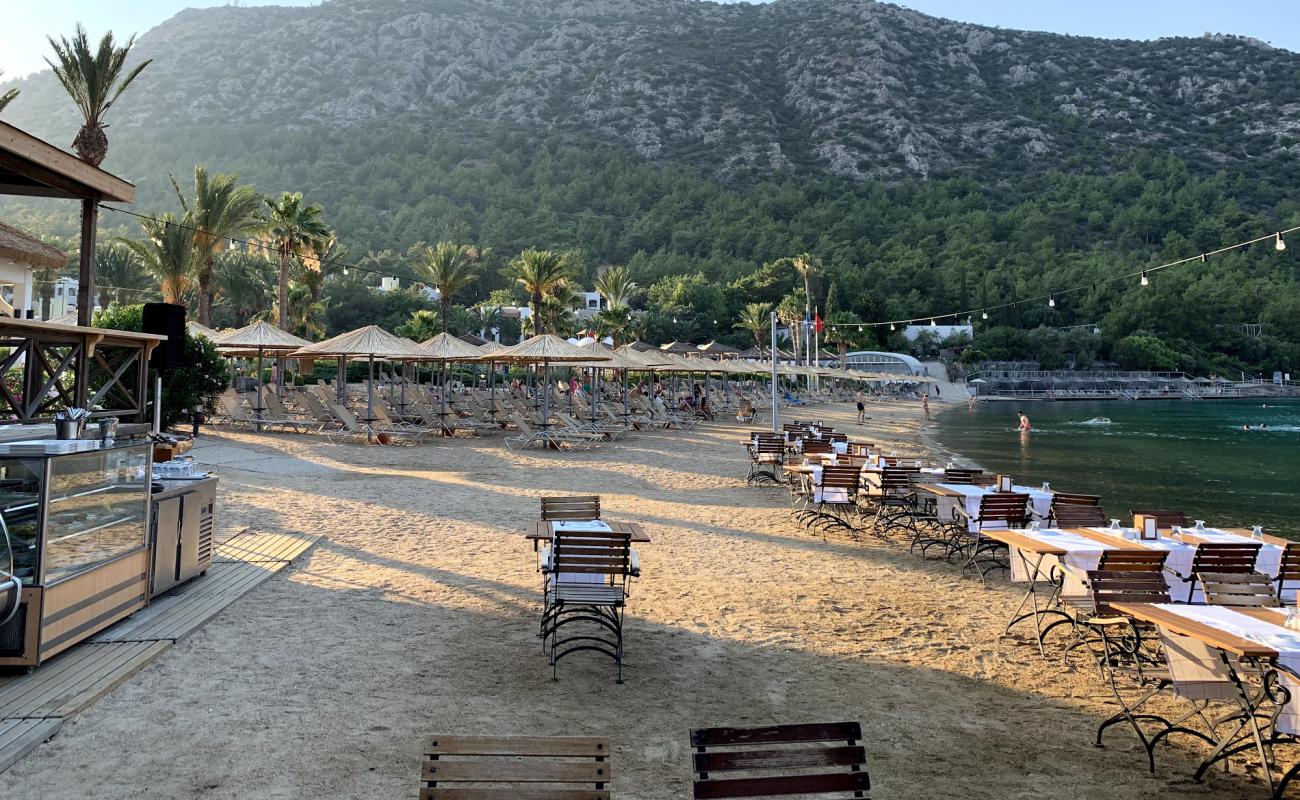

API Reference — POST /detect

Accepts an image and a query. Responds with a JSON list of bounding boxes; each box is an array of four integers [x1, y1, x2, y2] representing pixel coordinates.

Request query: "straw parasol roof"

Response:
[[659, 340, 698, 354], [697, 341, 740, 355], [614, 344, 672, 369], [625, 341, 657, 352], [215, 320, 311, 352], [0, 221, 66, 270], [421, 332, 485, 361], [187, 320, 219, 340], [290, 325, 429, 359], [47, 311, 78, 325], [554, 341, 642, 370], [483, 334, 610, 364], [458, 333, 489, 346], [477, 340, 508, 356]]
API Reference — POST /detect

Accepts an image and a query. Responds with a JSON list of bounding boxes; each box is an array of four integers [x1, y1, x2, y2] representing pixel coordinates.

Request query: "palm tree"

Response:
[[771, 254, 820, 358], [256, 192, 330, 332], [172, 166, 261, 326], [419, 242, 477, 334], [593, 306, 633, 346], [93, 243, 151, 308], [118, 214, 195, 305], [734, 302, 771, 348], [44, 25, 151, 166], [509, 249, 569, 334], [594, 265, 640, 309], [777, 293, 804, 358], [538, 296, 574, 337], [396, 309, 441, 342], [213, 251, 275, 327], [0, 71, 18, 114]]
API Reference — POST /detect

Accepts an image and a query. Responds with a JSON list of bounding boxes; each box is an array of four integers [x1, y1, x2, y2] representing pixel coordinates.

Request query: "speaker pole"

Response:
[[153, 373, 163, 435]]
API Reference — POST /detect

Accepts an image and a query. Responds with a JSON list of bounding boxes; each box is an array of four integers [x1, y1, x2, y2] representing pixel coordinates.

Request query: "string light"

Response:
[[930, 318, 936, 327], [890, 323, 896, 331], [1048, 295, 1056, 308], [857, 325, 863, 332], [1277, 232, 1287, 251], [981, 310, 989, 320], [1140, 271, 1149, 286]]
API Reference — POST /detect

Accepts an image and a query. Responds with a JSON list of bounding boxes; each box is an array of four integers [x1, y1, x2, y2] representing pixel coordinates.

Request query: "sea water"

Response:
[[935, 398, 1300, 536]]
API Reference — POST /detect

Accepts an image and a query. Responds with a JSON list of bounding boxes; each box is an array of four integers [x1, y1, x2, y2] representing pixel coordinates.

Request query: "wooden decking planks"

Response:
[[0, 718, 62, 773], [215, 531, 317, 564], [0, 528, 319, 774]]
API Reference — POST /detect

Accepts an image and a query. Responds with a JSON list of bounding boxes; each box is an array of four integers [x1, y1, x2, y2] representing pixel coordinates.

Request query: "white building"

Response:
[[0, 221, 65, 319], [46, 276, 80, 320]]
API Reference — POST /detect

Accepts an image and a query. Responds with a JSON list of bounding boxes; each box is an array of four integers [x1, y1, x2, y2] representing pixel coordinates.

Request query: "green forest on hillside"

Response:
[[4, 124, 1299, 376]]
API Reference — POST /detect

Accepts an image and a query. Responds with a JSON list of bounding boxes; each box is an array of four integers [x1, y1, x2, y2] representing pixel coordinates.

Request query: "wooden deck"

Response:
[[0, 529, 319, 773]]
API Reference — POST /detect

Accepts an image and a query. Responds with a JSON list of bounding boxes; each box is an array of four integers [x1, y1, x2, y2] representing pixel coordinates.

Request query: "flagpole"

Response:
[[814, 307, 820, 393]]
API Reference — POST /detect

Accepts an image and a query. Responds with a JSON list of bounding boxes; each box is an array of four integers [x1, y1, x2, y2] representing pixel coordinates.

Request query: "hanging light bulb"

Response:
[[981, 310, 989, 320], [930, 318, 937, 327], [1048, 295, 1056, 308], [342, 267, 349, 276], [1277, 232, 1287, 251], [857, 325, 863, 332], [889, 323, 896, 331], [1140, 271, 1149, 287]]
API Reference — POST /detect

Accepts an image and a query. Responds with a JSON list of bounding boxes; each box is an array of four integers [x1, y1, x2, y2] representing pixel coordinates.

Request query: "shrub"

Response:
[[94, 305, 231, 429]]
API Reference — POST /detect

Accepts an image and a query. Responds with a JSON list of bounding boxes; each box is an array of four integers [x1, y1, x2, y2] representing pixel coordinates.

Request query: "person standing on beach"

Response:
[[922, 393, 931, 421], [967, 394, 975, 411], [855, 389, 865, 423], [1018, 411, 1031, 432]]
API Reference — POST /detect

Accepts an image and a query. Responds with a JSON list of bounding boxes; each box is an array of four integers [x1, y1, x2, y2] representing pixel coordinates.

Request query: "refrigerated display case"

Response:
[[0, 442, 151, 668]]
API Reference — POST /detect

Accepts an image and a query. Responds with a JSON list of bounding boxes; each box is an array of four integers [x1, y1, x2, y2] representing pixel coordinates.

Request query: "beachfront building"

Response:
[[842, 350, 926, 376], [0, 220, 64, 319]]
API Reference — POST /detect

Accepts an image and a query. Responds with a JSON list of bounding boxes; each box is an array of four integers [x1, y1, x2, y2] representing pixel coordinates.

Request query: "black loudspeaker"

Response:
[[142, 302, 186, 370]]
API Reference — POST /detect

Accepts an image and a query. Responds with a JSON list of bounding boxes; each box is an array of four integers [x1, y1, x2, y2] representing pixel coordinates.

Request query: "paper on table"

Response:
[[552, 520, 612, 532]]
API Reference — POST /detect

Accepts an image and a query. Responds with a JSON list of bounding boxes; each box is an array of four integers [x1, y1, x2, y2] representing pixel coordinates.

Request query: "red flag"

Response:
[[814, 311, 824, 333]]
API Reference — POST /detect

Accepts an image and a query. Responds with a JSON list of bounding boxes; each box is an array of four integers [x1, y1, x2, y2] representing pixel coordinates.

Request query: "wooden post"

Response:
[[78, 198, 98, 327]]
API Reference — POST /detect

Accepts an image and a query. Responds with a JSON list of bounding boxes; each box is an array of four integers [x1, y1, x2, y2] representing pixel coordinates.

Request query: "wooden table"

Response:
[[1108, 603, 1279, 658], [525, 520, 649, 551], [979, 528, 1150, 655]]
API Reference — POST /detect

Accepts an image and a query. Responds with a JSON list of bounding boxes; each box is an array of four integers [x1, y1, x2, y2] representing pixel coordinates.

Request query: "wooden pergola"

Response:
[[0, 121, 148, 416], [0, 120, 135, 326]]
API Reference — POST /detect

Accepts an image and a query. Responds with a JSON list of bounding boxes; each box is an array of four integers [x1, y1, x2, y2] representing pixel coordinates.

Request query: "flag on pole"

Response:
[[814, 311, 824, 333]]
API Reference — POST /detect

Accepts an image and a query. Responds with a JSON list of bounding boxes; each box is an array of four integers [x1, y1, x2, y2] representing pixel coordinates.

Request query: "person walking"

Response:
[[855, 389, 866, 423], [922, 393, 931, 421]]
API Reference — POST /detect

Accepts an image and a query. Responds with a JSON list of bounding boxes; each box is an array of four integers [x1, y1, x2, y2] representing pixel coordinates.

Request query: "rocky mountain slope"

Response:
[[6, 0, 1300, 181]]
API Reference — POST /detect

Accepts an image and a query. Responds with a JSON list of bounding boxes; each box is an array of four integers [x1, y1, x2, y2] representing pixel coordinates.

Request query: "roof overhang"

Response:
[[0, 121, 135, 203]]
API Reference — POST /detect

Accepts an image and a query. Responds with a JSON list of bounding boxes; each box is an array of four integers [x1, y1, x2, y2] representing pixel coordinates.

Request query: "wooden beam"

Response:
[[77, 199, 97, 329], [0, 122, 134, 203]]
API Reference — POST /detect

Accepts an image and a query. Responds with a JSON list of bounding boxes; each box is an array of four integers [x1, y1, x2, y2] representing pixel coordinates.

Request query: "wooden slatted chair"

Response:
[[802, 465, 861, 533], [868, 467, 920, 539], [941, 468, 983, 485], [956, 493, 1029, 585], [1050, 503, 1108, 528], [689, 722, 870, 799], [1276, 542, 1300, 604], [421, 735, 611, 799], [1096, 550, 1170, 572], [749, 436, 786, 485], [541, 527, 634, 683], [802, 439, 834, 457], [1173, 542, 1262, 603], [1197, 572, 1280, 607], [1129, 508, 1188, 529], [541, 496, 602, 521]]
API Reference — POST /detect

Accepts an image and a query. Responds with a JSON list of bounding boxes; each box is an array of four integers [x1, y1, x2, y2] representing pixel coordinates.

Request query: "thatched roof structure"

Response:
[[0, 221, 65, 269], [291, 325, 428, 359]]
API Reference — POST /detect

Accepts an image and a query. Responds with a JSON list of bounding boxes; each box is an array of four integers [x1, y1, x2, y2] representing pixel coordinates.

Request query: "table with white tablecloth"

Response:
[[1084, 526, 1286, 603], [923, 482, 1053, 531]]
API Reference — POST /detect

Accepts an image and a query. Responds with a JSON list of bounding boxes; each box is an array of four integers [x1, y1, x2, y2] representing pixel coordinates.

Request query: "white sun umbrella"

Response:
[[421, 332, 486, 422], [291, 325, 429, 426], [478, 334, 609, 432], [214, 321, 312, 423]]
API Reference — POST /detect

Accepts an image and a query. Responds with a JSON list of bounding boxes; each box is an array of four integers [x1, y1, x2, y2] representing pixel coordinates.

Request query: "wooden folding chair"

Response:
[[748, 436, 785, 485], [1197, 572, 1280, 607], [1129, 508, 1188, 528], [957, 493, 1029, 585], [1050, 503, 1107, 528], [689, 722, 870, 798], [1173, 542, 1261, 603], [941, 468, 983, 485], [541, 496, 601, 521], [541, 527, 634, 683], [1277, 542, 1300, 604], [421, 735, 611, 799]]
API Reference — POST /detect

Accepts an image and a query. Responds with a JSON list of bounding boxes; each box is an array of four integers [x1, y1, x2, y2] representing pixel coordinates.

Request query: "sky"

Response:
[[2, 0, 1298, 78]]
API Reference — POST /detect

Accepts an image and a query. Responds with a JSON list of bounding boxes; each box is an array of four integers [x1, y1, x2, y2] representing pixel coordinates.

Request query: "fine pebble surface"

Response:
[[4, 398, 1273, 799]]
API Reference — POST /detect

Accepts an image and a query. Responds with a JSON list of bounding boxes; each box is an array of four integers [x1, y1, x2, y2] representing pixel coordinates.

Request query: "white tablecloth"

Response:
[[549, 519, 613, 584], [1085, 527, 1286, 603], [1007, 528, 1125, 595], [1148, 604, 1300, 734], [935, 483, 1053, 531]]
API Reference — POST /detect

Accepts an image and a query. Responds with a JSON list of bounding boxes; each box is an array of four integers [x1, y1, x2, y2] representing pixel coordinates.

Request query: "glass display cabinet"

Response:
[[0, 441, 151, 668]]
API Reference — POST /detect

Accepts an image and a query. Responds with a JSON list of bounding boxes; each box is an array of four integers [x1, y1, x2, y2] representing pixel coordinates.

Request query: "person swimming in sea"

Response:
[[1017, 411, 1031, 432]]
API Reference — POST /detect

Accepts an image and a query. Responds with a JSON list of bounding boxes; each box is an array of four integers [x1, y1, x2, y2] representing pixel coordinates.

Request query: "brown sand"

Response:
[[5, 399, 1262, 798]]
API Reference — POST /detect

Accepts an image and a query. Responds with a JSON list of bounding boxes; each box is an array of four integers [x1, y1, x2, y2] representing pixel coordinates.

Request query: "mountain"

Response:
[[6, 0, 1300, 181]]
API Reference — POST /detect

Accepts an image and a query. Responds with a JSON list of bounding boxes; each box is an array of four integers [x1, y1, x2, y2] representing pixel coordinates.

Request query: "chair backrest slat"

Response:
[[541, 496, 601, 521], [1190, 542, 1261, 574], [1198, 571, 1280, 607], [422, 735, 610, 799], [689, 722, 869, 799], [1129, 508, 1188, 528], [1087, 569, 1171, 616]]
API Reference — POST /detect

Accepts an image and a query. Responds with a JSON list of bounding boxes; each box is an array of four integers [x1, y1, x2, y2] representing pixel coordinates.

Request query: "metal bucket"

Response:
[[54, 419, 85, 440]]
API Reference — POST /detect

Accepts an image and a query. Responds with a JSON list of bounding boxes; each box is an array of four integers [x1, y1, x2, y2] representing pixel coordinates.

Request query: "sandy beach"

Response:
[[4, 397, 1265, 799]]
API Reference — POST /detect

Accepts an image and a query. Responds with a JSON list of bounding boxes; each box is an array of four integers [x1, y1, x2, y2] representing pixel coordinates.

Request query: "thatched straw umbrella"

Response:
[[477, 340, 509, 418], [187, 320, 220, 340], [291, 325, 429, 427], [214, 321, 312, 423], [483, 335, 609, 432], [420, 332, 485, 422]]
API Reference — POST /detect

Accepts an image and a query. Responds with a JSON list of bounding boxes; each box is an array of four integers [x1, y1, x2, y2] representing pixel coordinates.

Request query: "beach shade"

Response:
[[573, 341, 643, 423], [697, 341, 740, 356], [421, 332, 488, 423], [625, 340, 657, 352], [186, 320, 219, 340], [215, 321, 313, 423], [481, 334, 609, 436], [458, 332, 489, 346], [478, 340, 509, 417], [292, 325, 429, 429], [659, 340, 699, 355], [615, 344, 673, 368]]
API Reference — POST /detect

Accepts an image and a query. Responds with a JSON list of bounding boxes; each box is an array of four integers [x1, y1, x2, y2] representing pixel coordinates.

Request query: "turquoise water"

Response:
[[935, 399, 1300, 537]]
